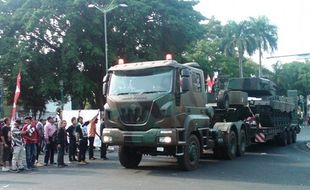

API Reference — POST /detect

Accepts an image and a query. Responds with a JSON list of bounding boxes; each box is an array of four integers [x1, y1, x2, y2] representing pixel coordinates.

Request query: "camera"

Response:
[[27, 125, 35, 136]]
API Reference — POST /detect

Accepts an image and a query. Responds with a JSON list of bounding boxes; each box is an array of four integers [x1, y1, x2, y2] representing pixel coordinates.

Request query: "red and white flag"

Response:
[[206, 75, 214, 93], [11, 70, 21, 122]]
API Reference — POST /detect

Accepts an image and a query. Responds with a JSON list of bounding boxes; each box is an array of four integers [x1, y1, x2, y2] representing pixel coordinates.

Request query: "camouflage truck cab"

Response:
[[102, 60, 212, 170]]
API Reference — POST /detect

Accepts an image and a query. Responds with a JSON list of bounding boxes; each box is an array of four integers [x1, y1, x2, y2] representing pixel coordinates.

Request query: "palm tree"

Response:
[[222, 21, 256, 78], [249, 16, 278, 77]]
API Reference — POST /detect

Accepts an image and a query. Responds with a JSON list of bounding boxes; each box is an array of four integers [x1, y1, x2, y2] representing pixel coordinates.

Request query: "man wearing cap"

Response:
[[21, 116, 38, 170], [44, 116, 57, 166]]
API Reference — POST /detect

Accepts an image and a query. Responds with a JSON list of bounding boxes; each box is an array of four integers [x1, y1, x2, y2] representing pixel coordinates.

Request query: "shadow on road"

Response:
[[131, 140, 310, 187]]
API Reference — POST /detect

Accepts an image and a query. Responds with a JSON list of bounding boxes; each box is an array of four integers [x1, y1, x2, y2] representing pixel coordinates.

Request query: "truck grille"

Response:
[[118, 102, 155, 124]]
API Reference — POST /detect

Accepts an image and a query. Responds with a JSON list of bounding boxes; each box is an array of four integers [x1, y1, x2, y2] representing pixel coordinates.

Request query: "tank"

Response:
[[226, 77, 295, 127]]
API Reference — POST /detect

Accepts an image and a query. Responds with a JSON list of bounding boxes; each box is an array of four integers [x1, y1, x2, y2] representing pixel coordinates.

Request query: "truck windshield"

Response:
[[109, 67, 173, 95]]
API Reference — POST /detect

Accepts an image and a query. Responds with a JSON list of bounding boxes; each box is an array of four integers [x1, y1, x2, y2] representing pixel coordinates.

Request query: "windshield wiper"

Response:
[[116, 92, 140, 95], [141, 90, 166, 94]]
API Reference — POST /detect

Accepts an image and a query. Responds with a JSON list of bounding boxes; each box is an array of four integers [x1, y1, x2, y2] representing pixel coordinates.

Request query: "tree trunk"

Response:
[[239, 54, 243, 78], [71, 97, 84, 110], [95, 88, 105, 111], [258, 47, 262, 77]]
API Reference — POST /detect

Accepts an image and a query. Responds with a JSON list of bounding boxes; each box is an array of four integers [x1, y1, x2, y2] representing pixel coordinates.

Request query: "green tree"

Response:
[[0, 0, 206, 113], [222, 20, 257, 78], [249, 16, 278, 77], [184, 17, 271, 79], [273, 61, 310, 96]]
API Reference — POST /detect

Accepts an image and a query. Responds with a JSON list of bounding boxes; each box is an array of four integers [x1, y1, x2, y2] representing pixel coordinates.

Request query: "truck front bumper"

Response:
[[102, 128, 181, 147]]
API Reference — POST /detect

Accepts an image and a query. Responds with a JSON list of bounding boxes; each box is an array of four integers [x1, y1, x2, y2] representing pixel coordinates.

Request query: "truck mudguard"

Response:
[[183, 114, 210, 138], [213, 121, 244, 135]]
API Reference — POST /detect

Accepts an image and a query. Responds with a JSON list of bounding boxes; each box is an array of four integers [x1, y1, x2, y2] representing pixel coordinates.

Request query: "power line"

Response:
[[266, 53, 310, 59]]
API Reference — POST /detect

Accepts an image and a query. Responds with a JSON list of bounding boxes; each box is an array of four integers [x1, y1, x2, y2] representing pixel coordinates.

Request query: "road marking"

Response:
[[292, 144, 310, 155], [1, 185, 10, 190]]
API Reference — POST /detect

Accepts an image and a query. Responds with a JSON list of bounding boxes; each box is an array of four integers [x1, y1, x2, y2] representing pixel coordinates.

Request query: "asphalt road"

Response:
[[1, 127, 310, 190]]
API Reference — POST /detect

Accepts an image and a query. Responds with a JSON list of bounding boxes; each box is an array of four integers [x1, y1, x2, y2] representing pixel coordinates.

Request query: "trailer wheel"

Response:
[[223, 130, 237, 160], [237, 129, 246, 157], [287, 130, 292, 144], [279, 131, 288, 146], [178, 134, 200, 171], [292, 130, 297, 143], [119, 146, 142, 169]]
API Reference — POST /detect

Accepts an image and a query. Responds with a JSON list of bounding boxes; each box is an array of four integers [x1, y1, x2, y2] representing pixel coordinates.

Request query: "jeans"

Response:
[[88, 137, 95, 159], [36, 144, 40, 161], [44, 141, 55, 164], [25, 143, 36, 169], [12, 146, 24, 170], [78, 138, 87, 162], [68, 139, 77, 161], [100, 142, 107, 158], [0, 142, 3, 165], [57, 145, 65, 166]]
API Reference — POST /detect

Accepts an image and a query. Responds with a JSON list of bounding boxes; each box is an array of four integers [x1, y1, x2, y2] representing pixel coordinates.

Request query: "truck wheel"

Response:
[[279, 131, 288, 146], [287, 130, 292, 144], [223, 130, 237, 160], [237, 129, 246, 157], [177, 134, 200, 171], [292, 130, 297, 143], [119, 146, 142, 169]]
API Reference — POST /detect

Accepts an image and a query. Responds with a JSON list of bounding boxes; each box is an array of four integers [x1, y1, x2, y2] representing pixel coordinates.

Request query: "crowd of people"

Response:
[[0, 110, 109, 173]]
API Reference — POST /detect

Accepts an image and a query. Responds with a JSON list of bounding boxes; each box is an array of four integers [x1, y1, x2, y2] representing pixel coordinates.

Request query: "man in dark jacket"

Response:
[[57, 113, 68, 168], [1, 117, 12, 172], [66, 117, 78, 162], [100, 119, 108, 160]]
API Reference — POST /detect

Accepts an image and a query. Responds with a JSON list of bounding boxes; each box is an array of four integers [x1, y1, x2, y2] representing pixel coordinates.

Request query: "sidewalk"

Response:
[[2, 146, 117, 171], [300, 125, 310, 150]]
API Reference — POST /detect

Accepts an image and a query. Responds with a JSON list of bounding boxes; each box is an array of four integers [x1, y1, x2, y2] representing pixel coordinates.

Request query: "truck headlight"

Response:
[[159, 136, 172, 144], [103, 136, 113, 143]]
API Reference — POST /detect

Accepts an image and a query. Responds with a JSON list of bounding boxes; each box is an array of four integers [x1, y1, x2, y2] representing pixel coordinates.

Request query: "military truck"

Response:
[[101, 59, 300, 170]]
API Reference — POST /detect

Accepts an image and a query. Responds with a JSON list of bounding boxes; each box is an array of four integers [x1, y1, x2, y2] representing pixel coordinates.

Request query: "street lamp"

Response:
[[88, 2, 128, 75], [0, 78, 4, 118], [59, 80, 64, 110]]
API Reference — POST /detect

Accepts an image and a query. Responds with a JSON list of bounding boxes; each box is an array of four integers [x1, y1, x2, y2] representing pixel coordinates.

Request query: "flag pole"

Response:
[[10, 66, 21, 123]]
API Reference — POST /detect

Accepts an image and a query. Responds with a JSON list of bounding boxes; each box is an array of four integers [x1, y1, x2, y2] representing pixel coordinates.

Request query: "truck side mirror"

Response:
[[180, 69, 190, 92], [102, 74, 110, 96]]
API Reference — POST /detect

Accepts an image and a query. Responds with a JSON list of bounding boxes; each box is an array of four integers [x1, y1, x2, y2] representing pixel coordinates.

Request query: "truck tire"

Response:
[[119, 146, 142, 169], [177, 134, 200, 171], [236, 129, 246, 157], [292, 130, 297, 143], [287, 130, 292, 144], [223, 130, 237, 160], [279, 131, 288, 146]]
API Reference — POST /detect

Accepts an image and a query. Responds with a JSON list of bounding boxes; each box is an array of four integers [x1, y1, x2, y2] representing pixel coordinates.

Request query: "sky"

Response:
[[195, 0, 310, 70]]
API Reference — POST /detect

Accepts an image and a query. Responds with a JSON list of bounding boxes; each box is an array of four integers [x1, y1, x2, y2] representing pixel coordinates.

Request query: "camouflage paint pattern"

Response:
[[227, 77, 295, 128], [102, 60, 210, 155]]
